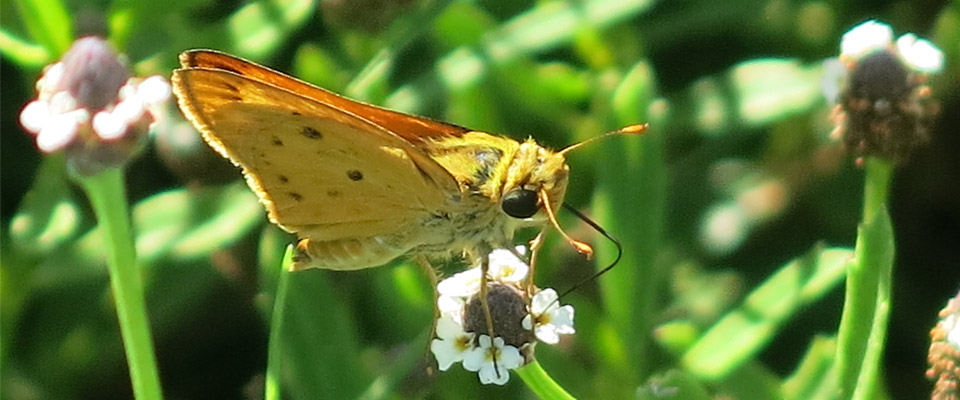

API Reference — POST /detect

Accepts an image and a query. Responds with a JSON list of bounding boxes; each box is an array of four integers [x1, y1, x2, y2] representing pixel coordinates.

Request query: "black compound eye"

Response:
[[501, 188, 540, 219]]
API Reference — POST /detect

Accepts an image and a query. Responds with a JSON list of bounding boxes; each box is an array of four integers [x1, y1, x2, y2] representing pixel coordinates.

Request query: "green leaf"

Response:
[[783, 335, 837, 400], [0, 28, 51, 67], [13, 0, 73, 55], [132, 183, 263, 264], [681, 246, 853, 380], [280, 269, 370, 398], [9, 157, 82, 255], [227, 0, 316, 60]]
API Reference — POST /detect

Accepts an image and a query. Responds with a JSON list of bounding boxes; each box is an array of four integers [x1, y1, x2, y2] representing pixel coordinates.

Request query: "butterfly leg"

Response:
[[478, 255, 502, 379], [417, 257, 441, 337], [524, 230, 547, 297], [417, 256, 441, 373]]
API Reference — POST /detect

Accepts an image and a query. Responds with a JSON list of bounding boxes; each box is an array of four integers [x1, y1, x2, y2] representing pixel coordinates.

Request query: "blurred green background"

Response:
[[2, 0, 958, 398]]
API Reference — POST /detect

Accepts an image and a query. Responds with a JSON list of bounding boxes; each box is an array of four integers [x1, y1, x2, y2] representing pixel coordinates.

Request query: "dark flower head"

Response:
[[830, 20, 944, 164]]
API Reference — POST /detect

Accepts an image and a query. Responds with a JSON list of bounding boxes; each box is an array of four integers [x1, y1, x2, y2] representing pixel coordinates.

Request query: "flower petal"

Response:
[[478, 362, 510, 385], [553, 305, 576, 334], [531, 288, 559, 315], [435, 315, 463, 339], [521, 314, 534, 330], [437, 268, 481, 297], [20, 101, 51, 134], [430, 338, 460, 371], [138, 76, 172, 105], [461, 346, 487, 372], [841, 20, 893, 60], [896, 33, 944, 73], [535, 324, 561, 344], [36, 110, 85, 152], [93, 110, 126, 140]]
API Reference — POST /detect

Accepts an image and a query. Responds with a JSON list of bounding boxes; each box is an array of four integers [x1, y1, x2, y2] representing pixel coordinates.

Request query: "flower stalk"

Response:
[[515, 360, 576, 400], [834, 157, 895, 399], [79, 167, 163, 400]]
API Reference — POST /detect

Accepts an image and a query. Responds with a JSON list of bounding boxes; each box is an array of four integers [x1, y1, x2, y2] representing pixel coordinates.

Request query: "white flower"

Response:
[[522, 288, 575, 344], [436, 246, 530, 299], [840, 20, 893, 60], [437, 293, 465, 324], [430, 315, 475, 371], [462, 335, 523, 385], [487, 246, 529, 284], [896, 33, 944, 73], [437, 267, 482, 298]]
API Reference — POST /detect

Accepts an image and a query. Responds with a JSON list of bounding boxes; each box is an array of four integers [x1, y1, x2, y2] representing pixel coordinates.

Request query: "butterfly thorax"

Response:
[[412, 133, 570, 261]]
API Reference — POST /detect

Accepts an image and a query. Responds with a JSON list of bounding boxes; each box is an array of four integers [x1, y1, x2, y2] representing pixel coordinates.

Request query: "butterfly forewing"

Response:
[[179, 50, 471, 143], [172, 67, 456, 241]]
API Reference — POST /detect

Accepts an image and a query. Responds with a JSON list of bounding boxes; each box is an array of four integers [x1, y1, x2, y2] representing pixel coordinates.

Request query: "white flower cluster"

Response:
[[840, 20, 944, 73], [20, 40, 170, 154], [430, 246, 575, 385]]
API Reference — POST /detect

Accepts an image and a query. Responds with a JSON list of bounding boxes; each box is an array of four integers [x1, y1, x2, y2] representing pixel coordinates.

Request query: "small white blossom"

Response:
[[522, 288, 575, 344], [437, 267, 482, 298], [462, 335, 523, 385], [896, 33, 944, 73], [437, 293, 465, 324], [487, 246, 529, 284], [840, 20, 893, 60], [436, 246, 529, 299], [430, 315, 476, 371]]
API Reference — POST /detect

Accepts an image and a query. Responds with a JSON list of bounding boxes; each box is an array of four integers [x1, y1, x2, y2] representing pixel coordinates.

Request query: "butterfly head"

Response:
[[499, 140, 569, 222]]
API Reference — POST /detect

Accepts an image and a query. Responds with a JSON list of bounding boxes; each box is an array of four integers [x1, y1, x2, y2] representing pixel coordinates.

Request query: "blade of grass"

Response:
[[594, 61, 663, 381], [264, 246, 294, 400]]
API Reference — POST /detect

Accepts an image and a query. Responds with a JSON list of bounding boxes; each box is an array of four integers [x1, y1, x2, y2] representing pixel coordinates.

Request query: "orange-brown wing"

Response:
[[179, 50, 471, 143], [172, 67, 459, 240]]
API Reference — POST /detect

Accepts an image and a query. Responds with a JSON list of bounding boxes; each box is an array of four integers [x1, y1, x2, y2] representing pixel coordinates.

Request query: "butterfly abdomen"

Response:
[[292, 236, 409, 271]]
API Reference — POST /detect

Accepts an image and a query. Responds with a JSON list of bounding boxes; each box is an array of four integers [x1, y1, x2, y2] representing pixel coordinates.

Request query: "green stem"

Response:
[[516, 360, 576, 400], [264, 246, 294, 400], [834, 158, 895, 399], [79, 167, 162, 400]]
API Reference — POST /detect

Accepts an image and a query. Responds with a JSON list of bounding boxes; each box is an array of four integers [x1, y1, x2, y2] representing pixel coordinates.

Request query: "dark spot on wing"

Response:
[[288, 192, 303, 201], [272, 136, 284, 146], [222, 82, 243, 101], [301, 126, 322, 140], [279, 175, 289, 183], [215, 63, 242, 74], [327, 190, 341, 197], [292, 111, 301, 116], [347, 170, 364, 181]]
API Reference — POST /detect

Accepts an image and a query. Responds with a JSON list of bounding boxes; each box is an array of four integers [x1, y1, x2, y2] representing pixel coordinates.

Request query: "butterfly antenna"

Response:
[[539, 189, 593, 259], [555, 203, 623, 301], [557, 123, 648, 157]]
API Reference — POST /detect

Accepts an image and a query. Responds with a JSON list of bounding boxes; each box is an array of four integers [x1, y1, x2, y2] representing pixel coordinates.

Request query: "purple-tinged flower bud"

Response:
[[19, 36, 170, 175]]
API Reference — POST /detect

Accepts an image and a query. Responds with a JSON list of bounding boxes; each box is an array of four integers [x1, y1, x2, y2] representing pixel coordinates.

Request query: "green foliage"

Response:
[[3, 0, 958, 399]]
